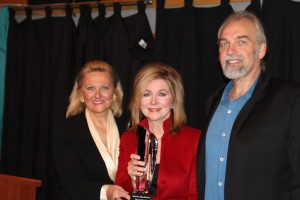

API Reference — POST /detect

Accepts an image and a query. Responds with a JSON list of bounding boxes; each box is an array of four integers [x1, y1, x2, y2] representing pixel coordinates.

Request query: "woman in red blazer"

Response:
[[115, 63, 200, 199]]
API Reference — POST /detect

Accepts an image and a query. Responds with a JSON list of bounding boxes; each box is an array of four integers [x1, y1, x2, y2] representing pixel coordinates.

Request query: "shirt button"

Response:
[[218, 181, 223, 186], [220, 157, 224, 162], [221, 132, 226, 137], [227, 110, 232, 114]]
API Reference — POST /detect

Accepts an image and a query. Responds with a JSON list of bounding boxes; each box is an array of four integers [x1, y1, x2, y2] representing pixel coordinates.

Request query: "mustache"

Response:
[[223, 55, 244, 62]]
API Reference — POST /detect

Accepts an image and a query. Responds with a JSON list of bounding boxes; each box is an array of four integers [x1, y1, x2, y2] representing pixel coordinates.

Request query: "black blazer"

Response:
[[52, 112, 124, 200], [197, 73, 300, 200]]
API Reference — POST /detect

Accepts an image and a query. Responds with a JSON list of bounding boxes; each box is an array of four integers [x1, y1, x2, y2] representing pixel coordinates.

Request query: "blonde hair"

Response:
[[66, 60, 123, 118], [129, 63, 186, 133]]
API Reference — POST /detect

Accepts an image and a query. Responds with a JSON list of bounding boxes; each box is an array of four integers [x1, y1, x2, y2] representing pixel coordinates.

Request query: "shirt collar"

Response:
[[221, 75, 260, 104], [138, 116, 172, 135]]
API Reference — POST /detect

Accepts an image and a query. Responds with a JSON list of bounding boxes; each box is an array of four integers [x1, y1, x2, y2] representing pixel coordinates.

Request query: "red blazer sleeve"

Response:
[[115, 131, 136, 192]]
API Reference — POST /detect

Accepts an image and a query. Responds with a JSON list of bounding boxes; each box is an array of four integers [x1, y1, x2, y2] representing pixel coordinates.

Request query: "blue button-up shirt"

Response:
[[204, 79, 257, 200]]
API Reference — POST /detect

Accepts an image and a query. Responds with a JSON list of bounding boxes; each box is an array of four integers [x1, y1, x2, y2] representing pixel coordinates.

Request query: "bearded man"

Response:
[[197, 11, 300, 200]]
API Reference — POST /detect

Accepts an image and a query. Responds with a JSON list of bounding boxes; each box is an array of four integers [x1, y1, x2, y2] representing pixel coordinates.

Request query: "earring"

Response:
[[80, 96, 85, 103]]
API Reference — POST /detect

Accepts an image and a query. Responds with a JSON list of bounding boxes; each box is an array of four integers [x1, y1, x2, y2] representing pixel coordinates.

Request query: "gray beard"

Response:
[[221, 49, 260, 80], [222, 64, 249, 79]]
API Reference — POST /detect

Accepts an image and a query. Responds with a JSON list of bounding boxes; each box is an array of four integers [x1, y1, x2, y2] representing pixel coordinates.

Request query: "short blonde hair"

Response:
[[66, 60, 123, 118], [129, 63, 186, 133]]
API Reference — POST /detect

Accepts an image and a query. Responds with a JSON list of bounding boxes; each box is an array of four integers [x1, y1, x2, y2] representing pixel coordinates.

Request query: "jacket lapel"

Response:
[[231, 73, 270, 137], [74, 113, 113, 177]]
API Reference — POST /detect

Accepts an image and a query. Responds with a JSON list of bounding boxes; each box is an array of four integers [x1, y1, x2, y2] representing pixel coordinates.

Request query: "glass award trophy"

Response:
[[130, 125, 158, 200]]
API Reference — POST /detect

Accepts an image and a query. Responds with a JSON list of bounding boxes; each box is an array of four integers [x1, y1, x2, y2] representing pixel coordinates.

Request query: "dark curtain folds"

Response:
[[104, 3, 136, 123], [155, 0, 201, 127], [83, 4, 107, 65], [75, 5, 94, 71], [261, 0, 291, 79], [155, 0, 232, 129], [1, 6, 77, 200], [1, 4, 154, 200], [289, 1, 300, 82], [76, 2, 155, 131], [246, 0, 263, 18], [120, 1, 156, 128], [192, 0, 233, 128], [246, 0, 300, 82]]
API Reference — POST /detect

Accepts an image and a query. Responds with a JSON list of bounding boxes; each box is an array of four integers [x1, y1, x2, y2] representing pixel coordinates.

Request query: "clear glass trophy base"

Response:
[[130, 192, 152, 200]]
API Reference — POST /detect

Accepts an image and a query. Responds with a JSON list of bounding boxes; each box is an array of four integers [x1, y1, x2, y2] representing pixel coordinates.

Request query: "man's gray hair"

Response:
[[218, 11, 267, 70], [218, 11, 267, 46]]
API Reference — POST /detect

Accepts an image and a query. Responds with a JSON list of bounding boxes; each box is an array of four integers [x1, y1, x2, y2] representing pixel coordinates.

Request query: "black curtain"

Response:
[[155, 0, 232, 129], [1, 4, 154, 200], [246, 0, 263, 18], [192, 0, 233, 128], [289, 0, 300, 82], [75, 2, 155, 130], [1, 6, 76, 200], [247, 0, 300, 83], [262, 0, 291, 79]]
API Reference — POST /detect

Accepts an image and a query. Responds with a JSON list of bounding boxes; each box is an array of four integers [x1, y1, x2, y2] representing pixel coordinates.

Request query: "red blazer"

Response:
[[116, 117, 201, 200]]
